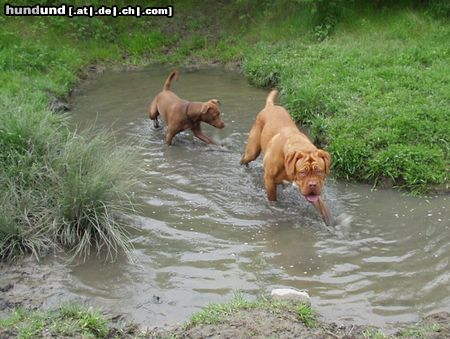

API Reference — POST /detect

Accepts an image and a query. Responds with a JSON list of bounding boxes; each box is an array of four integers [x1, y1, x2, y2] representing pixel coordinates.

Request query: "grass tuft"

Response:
[[185, 292, 317, 330], [54, 130, 139, 261], [0, 95, 139, 261], [296, 303, 317, 328], [0, 304, 109, 338]]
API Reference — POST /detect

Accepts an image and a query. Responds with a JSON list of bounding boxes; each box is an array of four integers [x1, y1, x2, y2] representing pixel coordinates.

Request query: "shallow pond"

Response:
[[5, 66, 449, 329]]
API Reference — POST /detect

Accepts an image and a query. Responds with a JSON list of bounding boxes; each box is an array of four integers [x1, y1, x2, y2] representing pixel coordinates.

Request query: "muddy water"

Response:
[[5, 66, 449, 329]]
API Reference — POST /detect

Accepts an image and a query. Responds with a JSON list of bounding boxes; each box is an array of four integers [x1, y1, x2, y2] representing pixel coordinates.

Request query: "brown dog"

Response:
[[240, 90, 332, 226], [148, 70, 225, 145]]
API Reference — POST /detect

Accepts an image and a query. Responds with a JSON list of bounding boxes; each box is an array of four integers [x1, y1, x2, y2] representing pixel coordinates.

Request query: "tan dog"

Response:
[[240, 90, 332, 226], [148, 70, 225, 145]]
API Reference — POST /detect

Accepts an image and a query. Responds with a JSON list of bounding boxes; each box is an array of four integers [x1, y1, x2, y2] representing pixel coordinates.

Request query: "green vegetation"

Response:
[[1, 301, 447, 338], [0, 3, 140, 261], [186, 293, 317, 329], [295, 303, 317, 328], [0, 95, 139, 261], [0, 304, 109, 338], [1, 0, 449, 261], [242, 9, 449, 192], [397, 322, 444, 338], [363, 328, 388, 339]]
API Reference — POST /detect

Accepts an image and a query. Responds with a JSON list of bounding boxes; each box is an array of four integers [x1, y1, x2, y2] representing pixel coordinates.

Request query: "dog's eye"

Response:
[[298, 170, 308, 177]]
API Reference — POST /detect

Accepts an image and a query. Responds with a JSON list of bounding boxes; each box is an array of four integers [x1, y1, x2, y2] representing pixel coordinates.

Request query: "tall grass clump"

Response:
[[54, 130, 139, 260], [0, 7, 143, 261], [0, 95, 63, 260], [0, 95, 139, 262]]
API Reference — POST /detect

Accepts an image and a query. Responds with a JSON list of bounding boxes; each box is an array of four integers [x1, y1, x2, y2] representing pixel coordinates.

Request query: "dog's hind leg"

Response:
[[165, 127, 180, 145], [240, 123, 262, 165], [148, 98, 160, 128]]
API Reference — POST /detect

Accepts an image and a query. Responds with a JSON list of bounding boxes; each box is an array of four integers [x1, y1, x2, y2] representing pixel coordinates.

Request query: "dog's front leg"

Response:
[[192, 127, 215, 145], [311, 197, 333, 226], [264, 175, 278, 201]]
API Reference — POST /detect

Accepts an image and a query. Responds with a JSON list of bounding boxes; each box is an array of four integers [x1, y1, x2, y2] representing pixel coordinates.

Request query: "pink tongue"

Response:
[[306, 194, 319, 202]]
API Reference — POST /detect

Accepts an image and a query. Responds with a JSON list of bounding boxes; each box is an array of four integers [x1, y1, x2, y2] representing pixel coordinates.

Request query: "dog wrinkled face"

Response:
[[201, 99, 225, 129], [285, 150, 331, 203]]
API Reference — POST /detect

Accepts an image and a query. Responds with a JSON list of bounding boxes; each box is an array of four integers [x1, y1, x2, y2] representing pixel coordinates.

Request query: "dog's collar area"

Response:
[[184, 102, 196, 123]]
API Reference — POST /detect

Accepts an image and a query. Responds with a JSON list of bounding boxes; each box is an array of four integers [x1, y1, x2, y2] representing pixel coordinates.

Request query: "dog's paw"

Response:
[[240, 161, 249, 167], [152, 119, 161, 129], [239, 157, 249, 166]]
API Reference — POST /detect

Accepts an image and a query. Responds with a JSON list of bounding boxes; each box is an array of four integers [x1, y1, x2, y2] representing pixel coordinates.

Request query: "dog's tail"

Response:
[[265, 89, 279, 107], [163, 70, 179, 91]]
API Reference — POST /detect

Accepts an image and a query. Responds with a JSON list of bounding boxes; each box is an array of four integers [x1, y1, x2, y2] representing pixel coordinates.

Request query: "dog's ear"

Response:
[[284, 151, 305, 179], [316, 150, 331, 175], [201, 100, 220, 114], [201, 103, 211, 114]]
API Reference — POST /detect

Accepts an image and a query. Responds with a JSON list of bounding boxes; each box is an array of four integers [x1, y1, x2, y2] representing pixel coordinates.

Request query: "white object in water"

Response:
[[271, 288, 311, 306]]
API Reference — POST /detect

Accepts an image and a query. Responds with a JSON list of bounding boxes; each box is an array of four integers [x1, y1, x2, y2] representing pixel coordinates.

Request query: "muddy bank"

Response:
[[0, 256, 80, 319], [144, 310, 450, 339], [1, 256, 449, 338], [0, 274, 450, 339]]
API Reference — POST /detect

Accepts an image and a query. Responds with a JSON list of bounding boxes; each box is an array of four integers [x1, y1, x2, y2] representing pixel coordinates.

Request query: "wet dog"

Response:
[[240, 90, 332, 226], [148, 70, 225, 145]]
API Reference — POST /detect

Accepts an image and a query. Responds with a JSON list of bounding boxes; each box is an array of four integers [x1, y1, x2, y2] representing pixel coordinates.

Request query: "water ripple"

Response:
[[62, 66, 450, 328]]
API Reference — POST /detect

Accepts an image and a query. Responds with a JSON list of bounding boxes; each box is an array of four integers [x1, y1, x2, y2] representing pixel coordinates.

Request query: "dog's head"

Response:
[[284, 149, 331, 203], [200, 99, 225, 129]]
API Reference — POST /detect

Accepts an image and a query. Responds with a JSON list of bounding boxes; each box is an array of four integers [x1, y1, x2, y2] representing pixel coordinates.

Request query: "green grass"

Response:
[[295, 303, 317, 328], [0, 96, 139, 261], [396, 323, 443, 338], [0, 15, 140, 261], [0, 304, 109, 338], [54, 130, 139, 260], [242, 9, 449, 193], [362, 328, 388, 339], [186, 293, 317, 329]]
